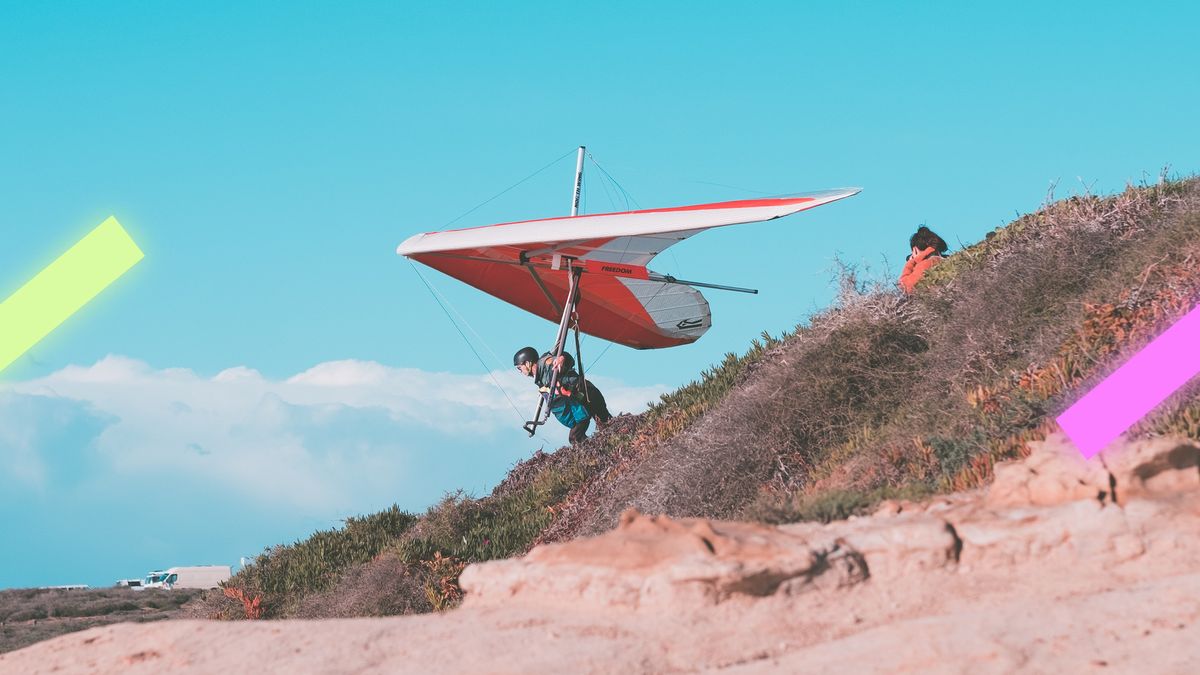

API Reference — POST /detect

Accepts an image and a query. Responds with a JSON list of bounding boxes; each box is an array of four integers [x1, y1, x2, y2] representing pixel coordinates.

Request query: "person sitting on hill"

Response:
[[514, 346, 613, 443], [899, 225, 950, 293]]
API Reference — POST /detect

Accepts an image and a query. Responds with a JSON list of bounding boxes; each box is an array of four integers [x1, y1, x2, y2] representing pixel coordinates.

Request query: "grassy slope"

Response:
[[198, 177, 1200, 621]]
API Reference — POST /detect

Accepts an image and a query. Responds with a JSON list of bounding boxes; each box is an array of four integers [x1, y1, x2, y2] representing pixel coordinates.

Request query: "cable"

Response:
[[588, 152, 641, 210], [409, 262, 545, 437], [589, 155, 620, 212], [442, 148, 577, 228], [592, 155, 626, 211], [419, 265, 510, 371], [586, 340, 615, 372]]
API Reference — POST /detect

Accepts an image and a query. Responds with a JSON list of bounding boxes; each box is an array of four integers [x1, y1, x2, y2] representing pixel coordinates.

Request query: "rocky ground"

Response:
[[3, 432, 1198, 674]]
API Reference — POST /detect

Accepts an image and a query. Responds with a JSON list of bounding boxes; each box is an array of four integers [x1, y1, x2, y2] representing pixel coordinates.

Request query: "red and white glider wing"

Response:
[[398, 188, 860, 349]]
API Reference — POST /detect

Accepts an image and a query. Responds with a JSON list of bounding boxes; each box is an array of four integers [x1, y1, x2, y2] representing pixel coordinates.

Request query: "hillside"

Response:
[[151, 175, 1200, 624]]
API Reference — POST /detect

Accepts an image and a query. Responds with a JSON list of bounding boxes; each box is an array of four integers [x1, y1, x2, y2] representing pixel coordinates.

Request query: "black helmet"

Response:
[[513, 346, 539, 366]]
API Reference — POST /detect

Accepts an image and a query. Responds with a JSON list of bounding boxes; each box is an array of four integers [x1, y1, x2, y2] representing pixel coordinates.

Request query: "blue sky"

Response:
[[1, 1, 1197, 588]]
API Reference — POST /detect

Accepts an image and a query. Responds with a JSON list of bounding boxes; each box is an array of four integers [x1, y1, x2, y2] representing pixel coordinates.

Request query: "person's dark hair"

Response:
[[909, 226, 949, 255]]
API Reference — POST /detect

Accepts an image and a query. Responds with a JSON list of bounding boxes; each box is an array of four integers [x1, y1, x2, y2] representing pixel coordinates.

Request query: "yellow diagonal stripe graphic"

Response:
[[0, 217, 144, 374]]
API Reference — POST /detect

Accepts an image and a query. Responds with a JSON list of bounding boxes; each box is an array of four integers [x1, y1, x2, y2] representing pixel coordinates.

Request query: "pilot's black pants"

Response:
[[569, 380, 613, 443]]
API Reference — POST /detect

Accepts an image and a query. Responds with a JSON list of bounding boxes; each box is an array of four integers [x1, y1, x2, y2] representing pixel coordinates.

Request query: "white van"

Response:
[[159, 565, 232, 589], [141, 570, 170, 589]]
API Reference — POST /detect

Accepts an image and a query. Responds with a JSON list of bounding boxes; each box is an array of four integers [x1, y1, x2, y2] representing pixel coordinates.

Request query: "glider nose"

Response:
[[397, 233, 428, 256]]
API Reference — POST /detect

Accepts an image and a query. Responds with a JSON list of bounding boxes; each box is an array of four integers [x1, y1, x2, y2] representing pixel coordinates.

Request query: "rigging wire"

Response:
[[589, 152, 690, 277], [588, 152, 641, 210], [590, 155, 620, 212], [414, 262, 510, 370], [442, 147, 578, 229], [583, 157, 775, 198], [593, 156, 628, 212], [586, 340, 615, 372], [408, 261, 547, 440]]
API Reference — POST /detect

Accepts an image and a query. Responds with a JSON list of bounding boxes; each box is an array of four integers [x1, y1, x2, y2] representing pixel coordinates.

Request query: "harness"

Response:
[[536, 354, 591, 428]]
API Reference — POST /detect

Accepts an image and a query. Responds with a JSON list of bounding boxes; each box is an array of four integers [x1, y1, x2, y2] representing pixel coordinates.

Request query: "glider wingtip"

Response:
[[816, 186, 862, 204], [782, 187, 863, 203], [396, 233, 426, 256]]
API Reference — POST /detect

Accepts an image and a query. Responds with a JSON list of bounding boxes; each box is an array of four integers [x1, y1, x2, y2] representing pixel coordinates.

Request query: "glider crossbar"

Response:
[[649, 274, 758, 295], [421, 251, 756, 294]]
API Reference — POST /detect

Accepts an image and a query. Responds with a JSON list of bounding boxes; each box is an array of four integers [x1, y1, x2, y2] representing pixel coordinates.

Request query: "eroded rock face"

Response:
[[459, 510, 873, 610], [463, 434, 1200, 615], [886, 434, 1200, 569], [986, 433, 1114, 507], [987, 433, 1200, 508], [1100, 434, 1200, 503], [780, 513, 963, 582]]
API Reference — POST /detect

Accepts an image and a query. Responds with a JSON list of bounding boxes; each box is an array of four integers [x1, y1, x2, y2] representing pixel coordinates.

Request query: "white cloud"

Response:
[[0, 391, 113, 491], [0, 356, 667, 514]]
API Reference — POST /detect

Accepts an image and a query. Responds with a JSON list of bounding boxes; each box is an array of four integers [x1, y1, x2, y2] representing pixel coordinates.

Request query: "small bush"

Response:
[[222, 587, 263, 620]]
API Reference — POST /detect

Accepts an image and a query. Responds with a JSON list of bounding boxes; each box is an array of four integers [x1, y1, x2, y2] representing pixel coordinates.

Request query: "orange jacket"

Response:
[[899, 247, 942, 293]]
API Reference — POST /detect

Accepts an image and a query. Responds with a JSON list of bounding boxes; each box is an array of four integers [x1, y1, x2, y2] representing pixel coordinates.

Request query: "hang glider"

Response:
[[398, 146, 860, 436], [397, 188, 861, 350]]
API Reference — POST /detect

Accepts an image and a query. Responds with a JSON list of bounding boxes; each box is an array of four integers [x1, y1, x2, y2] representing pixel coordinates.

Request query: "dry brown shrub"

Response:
[[221, 587, 263, 620]]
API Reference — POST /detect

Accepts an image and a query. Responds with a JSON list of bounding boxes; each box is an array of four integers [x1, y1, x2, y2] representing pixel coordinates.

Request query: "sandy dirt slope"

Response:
[[4, 433, 1199, 674]]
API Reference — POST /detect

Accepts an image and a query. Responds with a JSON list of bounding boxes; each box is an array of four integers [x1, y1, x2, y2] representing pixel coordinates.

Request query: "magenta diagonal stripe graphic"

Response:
[[1057, 303, 1200, 458]]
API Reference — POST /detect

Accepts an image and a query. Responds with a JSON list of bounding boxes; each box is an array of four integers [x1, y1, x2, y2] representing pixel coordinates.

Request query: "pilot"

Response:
[[514, 346, 612, 443]]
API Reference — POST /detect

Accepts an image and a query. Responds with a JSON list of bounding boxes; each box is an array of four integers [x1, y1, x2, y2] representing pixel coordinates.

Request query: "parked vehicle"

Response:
[[141, 570, 171, 589], [115, 578, 143, 589], [157, 565, 231, 589]]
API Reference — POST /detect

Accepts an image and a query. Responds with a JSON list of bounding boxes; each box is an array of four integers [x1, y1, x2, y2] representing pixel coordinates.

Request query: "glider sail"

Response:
[[397, 188, 861, 349]]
